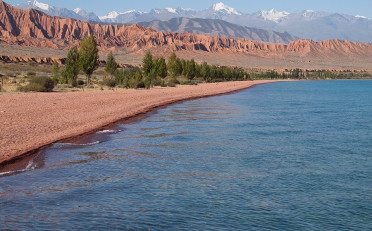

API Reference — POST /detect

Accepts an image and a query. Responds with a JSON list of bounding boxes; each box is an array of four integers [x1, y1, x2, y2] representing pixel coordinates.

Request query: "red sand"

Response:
[[0, 80, 284, 165]]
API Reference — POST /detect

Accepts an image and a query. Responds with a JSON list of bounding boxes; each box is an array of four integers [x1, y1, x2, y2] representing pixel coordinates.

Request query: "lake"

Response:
[[1, 80, 371, 230]]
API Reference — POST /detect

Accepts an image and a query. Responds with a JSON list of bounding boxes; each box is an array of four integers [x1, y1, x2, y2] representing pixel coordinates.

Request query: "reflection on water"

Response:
[[1, 81, 372, 230]]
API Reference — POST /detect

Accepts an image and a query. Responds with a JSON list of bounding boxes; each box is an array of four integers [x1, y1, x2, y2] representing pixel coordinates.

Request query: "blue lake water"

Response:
[[1, 80, 371, 230]]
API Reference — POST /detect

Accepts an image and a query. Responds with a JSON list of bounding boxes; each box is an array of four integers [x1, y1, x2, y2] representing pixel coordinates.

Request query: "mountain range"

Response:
[[17, 0, 100, 22], [1, 0, 372, 71], [1, 0, 371, 57], [137, 18, 299, 44], [13, 1, 372, 43]]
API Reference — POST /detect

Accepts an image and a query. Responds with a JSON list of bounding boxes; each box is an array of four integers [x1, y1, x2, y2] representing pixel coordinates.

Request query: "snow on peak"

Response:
[[124, 10, 138, 14], [261, 9, 289, 22], [355, 15, 368, 19], [73, 8, 83, 14], [31, 0, 50, 11], [99, 11, 119, 20], [303, 10, 315, 17], [212, 2, 241, 15], [99, 10, 142, 20], [165, 8, 177, 14]]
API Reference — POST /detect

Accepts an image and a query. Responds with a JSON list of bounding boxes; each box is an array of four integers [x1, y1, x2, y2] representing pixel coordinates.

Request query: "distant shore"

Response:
[[0, 80, 287, 167]]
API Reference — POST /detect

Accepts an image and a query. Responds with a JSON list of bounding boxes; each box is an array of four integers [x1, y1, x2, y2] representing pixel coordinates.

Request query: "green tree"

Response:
[[52, 61, 59, 84], [142, 51, 153, 76], [167, 52, 178, 77], [209, 65, 217, 81], [61, 46, 80, 86], [79, 35, 99, 86], [133, 70, 144, 89], [153, 57, 167, 78], [181, 59, 187, 76], [104, 51, 117, 78], [200, 62, 210, 80], [175, 58, 183, 76], [185, 59, 196, 80]]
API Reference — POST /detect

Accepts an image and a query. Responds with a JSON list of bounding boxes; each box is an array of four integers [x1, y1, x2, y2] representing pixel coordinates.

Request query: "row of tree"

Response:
[[55, 35, 371, 89], [102, 51, 252, 89], [250, 69, 371, 80]]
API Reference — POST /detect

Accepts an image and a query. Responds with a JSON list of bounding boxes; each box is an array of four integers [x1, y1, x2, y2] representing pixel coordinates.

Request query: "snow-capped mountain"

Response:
[[73, 8, 100, 22], [12, 1, 372, 43], [99, 10, 144, 23], [98, 7, 197, 23], [17, 0, 100, 22], [212, 2, 241, 16], [259, 9, 289, 23], [98, 2, 243, 23]]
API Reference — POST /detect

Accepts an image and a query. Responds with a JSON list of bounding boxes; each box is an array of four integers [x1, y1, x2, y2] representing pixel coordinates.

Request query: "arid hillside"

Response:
[[0, 0, 371, 70]]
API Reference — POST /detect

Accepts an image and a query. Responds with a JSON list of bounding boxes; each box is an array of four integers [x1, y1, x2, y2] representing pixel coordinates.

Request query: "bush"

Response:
[[180, 80, 198, 85], [102, 78, 116, 87], [167, 82, 176, 87], [168, 77, 180, 84], [19, 76, 55, 92], [77, 79, 85, 86], [136, 81, 145, 89]]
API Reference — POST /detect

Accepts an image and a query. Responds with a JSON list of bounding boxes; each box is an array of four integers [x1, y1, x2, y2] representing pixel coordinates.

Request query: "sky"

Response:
[[7, 0, 372, 18]]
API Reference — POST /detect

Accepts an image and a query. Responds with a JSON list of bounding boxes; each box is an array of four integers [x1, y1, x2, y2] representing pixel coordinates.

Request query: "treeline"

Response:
[[47, 35, 372, 91], [104, 51, 251, 89], [251, 68, 371, 80]]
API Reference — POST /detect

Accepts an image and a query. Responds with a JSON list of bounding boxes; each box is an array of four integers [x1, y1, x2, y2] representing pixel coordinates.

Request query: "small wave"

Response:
[[96, 130, 119, 134], [0, 158, 40, 177], [0, 170, 18, 177], [53, 141, 100, 148]]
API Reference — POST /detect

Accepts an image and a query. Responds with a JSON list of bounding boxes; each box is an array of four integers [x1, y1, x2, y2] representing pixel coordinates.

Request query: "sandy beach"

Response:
[[0, 80, 283, 165]]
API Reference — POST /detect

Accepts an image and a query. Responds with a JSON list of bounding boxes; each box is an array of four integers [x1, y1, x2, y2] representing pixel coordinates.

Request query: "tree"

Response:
[[52, 61, 59, 84], [175, 58, 183, 76], [61, 46, 79, 86], [185, 59, 196, 80], [142, 51, 153, 76], [153, 57, 167, 78], [79, 35, 99, 86], [133, 70, 144, 89], [167, 52, 178, 77], [200, 62, 210, 81], [105, 51, 117, 78]]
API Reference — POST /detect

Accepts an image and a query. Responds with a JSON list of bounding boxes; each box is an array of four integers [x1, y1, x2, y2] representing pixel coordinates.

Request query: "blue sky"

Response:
[[8, 0, 372, 18]]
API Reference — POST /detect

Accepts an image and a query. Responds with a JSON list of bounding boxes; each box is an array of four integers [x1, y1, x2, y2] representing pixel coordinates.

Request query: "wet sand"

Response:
[[0, 80, 284, 165]]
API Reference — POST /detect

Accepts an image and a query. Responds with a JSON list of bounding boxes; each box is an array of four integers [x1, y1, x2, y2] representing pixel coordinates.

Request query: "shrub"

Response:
[[19, 76, 55, 92], [180, 80, 198, 85], [77, 79, 85, 86], [168, 77, 180, 84], [19, 83, 45, 92], [102, 78, 116, 87], [136, 81, 145, 89]]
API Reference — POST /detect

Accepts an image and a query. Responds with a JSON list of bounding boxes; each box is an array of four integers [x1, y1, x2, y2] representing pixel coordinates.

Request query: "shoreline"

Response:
[[0, 80, 288, 168]]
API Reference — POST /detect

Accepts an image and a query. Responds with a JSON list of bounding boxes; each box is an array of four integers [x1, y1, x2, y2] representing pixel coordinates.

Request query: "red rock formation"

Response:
[[0, 55, 139, 68], [1, 0, 372, 57]]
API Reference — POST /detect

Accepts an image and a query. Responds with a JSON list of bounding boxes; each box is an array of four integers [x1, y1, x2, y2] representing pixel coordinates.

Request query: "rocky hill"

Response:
[[1, 0, 372, 60], [137, 17, 298, 44]]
